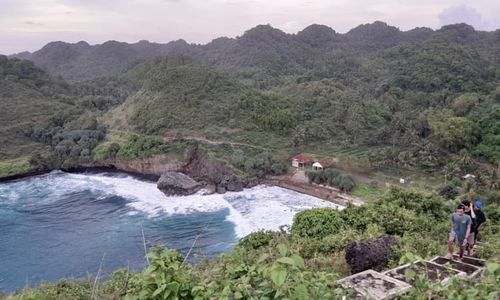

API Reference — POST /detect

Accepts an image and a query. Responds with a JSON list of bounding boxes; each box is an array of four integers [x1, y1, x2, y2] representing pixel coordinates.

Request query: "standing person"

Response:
[[462, 200, 476, 256], [473, 200, 487, 242], [447, 204, 472, 261]]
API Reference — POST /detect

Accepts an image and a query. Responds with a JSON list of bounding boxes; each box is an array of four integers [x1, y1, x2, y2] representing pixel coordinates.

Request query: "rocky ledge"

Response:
[[157, 172, 202, 196]]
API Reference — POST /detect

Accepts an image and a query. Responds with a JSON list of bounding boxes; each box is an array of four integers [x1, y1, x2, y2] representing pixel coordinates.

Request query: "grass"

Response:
[[0, 158, 32, 178], [351, 182, 386, 202]]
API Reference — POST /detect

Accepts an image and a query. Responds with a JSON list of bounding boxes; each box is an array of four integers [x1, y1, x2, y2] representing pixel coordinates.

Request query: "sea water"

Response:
[[0, 171, 341, 292]]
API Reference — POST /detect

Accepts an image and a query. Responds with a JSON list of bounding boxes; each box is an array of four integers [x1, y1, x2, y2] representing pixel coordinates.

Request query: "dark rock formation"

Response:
[[183, 148, 245, 193], [245, 177, 260, 188], [157, 172, 202, 196], [345, 235, 397, 274]]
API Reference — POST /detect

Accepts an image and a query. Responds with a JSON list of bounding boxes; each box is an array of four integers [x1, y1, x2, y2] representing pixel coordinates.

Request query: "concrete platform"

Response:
[[430, 256, 483, 278], [452, 255, 486, 267], [338, 269, 412, 300], [384, 260, 466, 285]]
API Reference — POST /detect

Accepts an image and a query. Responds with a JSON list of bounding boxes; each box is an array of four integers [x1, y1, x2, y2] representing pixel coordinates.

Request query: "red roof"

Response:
[[292, 154, 312, 163]]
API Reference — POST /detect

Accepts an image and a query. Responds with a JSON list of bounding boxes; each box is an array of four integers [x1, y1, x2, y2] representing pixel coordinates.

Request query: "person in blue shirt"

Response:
[[447, 204, 472, 261]]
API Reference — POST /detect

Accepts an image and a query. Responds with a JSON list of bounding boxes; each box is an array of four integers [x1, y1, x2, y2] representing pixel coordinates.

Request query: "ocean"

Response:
[[0, 171, 341, 292]]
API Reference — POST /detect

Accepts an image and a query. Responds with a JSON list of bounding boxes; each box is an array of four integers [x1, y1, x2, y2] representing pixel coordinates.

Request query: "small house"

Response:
[[312, 162, 323, 170], [292, 154, 312, 168]]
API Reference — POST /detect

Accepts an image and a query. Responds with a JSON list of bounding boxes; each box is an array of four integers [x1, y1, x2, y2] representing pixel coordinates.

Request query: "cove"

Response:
[[0, 171, 341, 292]]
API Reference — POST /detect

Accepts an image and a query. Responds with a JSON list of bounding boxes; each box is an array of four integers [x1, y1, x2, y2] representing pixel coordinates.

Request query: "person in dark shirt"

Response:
[[473, 200, 487, 242], [448, 204, 472, 261], [462, 200, 476, 256]]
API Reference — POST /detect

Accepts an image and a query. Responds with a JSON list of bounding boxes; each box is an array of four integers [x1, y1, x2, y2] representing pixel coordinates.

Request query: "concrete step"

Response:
[[383, 260, 466, 285], [337, 269, 412, 300], [452, 255, 486, 267], [430, 256, 484, 278]]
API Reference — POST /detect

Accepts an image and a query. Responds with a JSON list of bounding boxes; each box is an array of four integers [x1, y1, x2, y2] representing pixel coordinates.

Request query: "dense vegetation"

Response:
[[3, 188, 499, 299], [2, 22, 500, 181], [306, 168, 356, 191], [1, 21, 500, 298]]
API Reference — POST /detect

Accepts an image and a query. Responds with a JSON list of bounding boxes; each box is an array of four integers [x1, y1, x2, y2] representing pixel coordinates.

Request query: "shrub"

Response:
[[239, 231, 275, 250], [438, 184, 459, 199], [306, 168, 356, 191], [106, 142, 121, 159], [291, 208, 344, 239]]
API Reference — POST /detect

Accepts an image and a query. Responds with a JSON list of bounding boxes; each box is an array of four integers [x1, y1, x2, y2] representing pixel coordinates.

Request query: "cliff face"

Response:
[[183, 148, 247, 193], [95, 150, 254, 194], [95, 155, 183, 177]]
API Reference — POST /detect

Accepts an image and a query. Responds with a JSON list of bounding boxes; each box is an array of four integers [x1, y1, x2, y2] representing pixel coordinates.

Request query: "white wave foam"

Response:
[[2, 172, 342, 238], [72, 173, 342, 238]]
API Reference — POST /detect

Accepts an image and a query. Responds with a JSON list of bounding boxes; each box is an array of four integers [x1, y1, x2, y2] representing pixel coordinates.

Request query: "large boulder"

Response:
[[345, 234, 397, 274], [157, 172, 202, 196], [183, 148, 245, 193]]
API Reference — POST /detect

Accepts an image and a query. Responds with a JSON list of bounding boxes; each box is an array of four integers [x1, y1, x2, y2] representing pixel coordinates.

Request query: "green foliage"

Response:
[[3, 279, 92, 300], [231, 151, 289, 177], [116, 134, 170, 160], [130, 247, 193, 300], [471, 102, 500, 164], [306, 168, 356, 191], [438, 184, 459, 200], [427, 110, 480, 152], [291, 208, 344, 239], [400, 261, 500, 299], [238, 231, 276, 250], [350, 182, 385, 202], [451, 93, 479, 116], [0, 160, 32, 178], [26, 124, 106, 170]]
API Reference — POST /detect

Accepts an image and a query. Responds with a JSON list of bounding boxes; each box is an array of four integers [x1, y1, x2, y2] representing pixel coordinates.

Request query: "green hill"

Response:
[[0, 56, 74, 162], [2, 22, 500, 179]]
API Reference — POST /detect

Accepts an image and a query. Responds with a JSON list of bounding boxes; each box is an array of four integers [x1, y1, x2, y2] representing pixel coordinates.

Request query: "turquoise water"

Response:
[[0, 171, 340, 292]]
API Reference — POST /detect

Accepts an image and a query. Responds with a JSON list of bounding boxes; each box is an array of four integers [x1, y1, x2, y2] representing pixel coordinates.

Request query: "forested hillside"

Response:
[[0, 56, 74, 171], [2, 22, 500, 185]]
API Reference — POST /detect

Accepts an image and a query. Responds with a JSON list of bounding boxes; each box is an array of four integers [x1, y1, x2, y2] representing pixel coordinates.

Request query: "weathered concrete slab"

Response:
[[430, 256, 483, 278], [452, 255, 486, 267], [384, 261, 466, 285], [338, 269, 412, 300]]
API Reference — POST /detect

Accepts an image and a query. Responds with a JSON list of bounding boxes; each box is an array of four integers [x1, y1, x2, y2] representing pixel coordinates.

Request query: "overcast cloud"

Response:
[[0, 0, 499, 54]]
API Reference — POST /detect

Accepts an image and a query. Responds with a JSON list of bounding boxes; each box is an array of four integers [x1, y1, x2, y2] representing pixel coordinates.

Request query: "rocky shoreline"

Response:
[[0, 149, 361, 206], [0, 149, 260, 196]]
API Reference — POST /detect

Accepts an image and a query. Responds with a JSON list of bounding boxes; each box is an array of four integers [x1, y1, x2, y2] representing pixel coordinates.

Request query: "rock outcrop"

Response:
[[95, 155, 183, 177], [183, 148, 245, 193], [157, 172, 202, 196], [345, 234, 397, 274]]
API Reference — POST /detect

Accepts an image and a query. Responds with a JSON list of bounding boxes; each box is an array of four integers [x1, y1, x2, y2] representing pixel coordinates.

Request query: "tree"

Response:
[[427, 110, 480, 152], [451, 94, 479, 116]]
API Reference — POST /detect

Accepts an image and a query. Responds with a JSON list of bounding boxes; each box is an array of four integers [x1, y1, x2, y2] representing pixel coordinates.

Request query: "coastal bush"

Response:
[[291, 208, 344, 239], [296, 228, 364, 258], [238, 231, 276, 250], [116, 135, 169, 160], [306, 168, 356, 191], [2, 279, 92, 300], [25, 124, 106, 169], [238, 152, 289, 177], [0, 160, 31, 178]]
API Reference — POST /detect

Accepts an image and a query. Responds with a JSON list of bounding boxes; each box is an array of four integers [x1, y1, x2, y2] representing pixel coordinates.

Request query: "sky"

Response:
[[0, 0, 499, 55]]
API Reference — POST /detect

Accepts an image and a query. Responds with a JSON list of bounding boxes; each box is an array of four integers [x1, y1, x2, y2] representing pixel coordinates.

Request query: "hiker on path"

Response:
[[473, 200, 487, 243], [448, 204, 472, 261], [462, 199, 476, 256]]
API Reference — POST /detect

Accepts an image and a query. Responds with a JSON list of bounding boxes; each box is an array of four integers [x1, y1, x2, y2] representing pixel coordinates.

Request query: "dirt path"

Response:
[[267, 170, 364, 207], [173, 135, 270, 151]]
